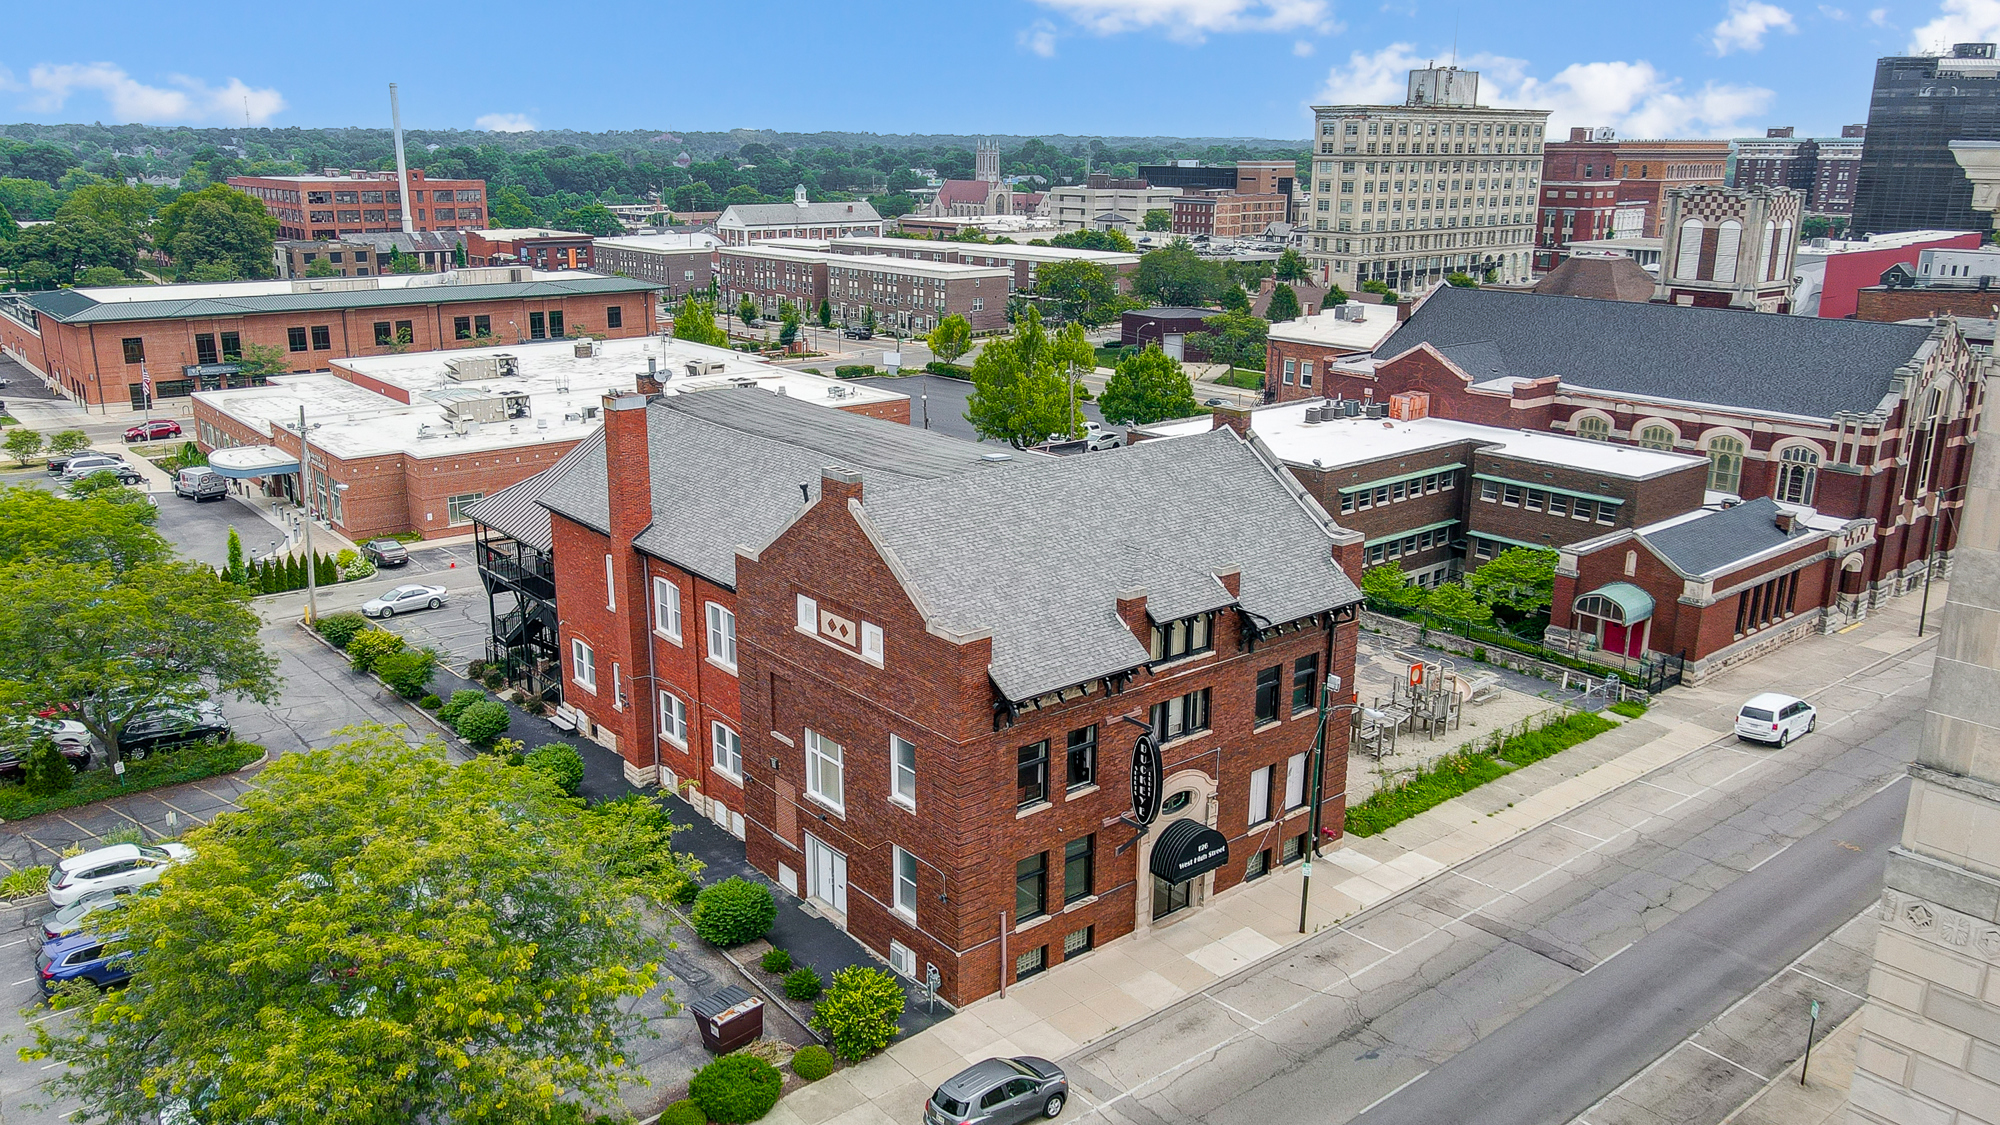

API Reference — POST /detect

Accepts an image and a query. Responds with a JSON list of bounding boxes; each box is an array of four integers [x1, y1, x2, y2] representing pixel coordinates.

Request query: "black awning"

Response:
[[1150, 818, 1230, 884]]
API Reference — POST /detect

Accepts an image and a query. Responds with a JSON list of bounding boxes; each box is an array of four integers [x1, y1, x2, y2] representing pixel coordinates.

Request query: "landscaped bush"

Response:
[[759, 948, 792, 974], [809, 966, 906, 1061], [482, 669, 505, 689], [691, 876, 777, 947], [100, 825, 142, 847], [375, 647, 439, 698], [790, 1044, 834, 1081], [525, 742, 586, 796], [453, 700, 513, 748], [1492, 711, 1616, 767], [21, 742, 75, 796], [924, 361, 971, 379], [465, 659, 490, 680], [1609, 699, 1648, 719], [688, 1052, 782, 1124], [0, 740, 264, 821], [1344, 750, 1514, 838], [671, 875, 702, 906], [521, 696, 546, 716], [0, 865, 51, 899], [659, 1100, 707, 1125], [418, 693, 443, 710], [436, 689, 486, 726], [783, 967, 823, 1002], [345, 628, 406, 673], [833, 364, 877, 378], [314, 611, 370, 649]]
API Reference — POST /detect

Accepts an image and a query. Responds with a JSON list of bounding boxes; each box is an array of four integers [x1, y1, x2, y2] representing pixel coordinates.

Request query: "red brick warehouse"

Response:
[[228, 169, 487, 240]]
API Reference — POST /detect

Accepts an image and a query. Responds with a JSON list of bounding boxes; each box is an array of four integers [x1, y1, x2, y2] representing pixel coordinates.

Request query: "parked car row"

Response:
[[2, 703, 231, 780], [36, 843, 196, 997]]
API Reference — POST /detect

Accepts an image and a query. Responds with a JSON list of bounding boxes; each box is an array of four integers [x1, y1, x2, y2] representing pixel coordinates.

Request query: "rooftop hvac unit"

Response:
[[1368, 403, 1388, 419], [495, 354, 520, 378], [1303, 406, 1322, 423], [1343, 398, 1362, 417], [684, 359, 726, 378], [445, 355, 502, 382]]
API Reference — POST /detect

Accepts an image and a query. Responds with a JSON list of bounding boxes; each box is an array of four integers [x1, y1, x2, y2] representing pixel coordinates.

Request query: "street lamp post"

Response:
[[296, 405, 349, 625], [1299, 673, 1358, 934]]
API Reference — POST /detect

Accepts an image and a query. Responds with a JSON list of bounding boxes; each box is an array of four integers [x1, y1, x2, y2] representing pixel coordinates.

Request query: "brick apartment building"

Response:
[[1531, 129, 1728, 273], [477, 388, 1364, 1005], [593, 233, 719, 301], [274, 231, 463, 278], [1736, 126, 1870, 216], [1796, 232, 1987, 319], [465, 228, 594, 271], [1264, 303, 1403, 400], [717, 244, 1010, 335], [0, 271, 662, 411], [1267, 283, 1988, 671], [228, 170, 487, 240], [1170, 192, 1290, 238], [819, 236, 1139, 295]]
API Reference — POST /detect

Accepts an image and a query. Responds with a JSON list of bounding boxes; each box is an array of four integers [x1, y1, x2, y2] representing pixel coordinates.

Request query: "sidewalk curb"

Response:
[[666, 902, 828, 1047], [294, 618, 475, 755]]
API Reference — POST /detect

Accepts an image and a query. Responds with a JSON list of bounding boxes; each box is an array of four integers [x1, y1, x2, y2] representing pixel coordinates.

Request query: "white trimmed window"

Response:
[[890, 735, 916, 808], [653, 577, 682, 643], [612, 663, 623, 710], [861, 622, 884, 664], [604, 554, 616, 611], [570, 638, 596, 692], [893, 846, 919, 920], [711, 722, 742, 778], [796, 594, 818, 633], [805, 729, 845, 811], [659, 692, 687, 747], [705, 602, 737, 670], [1285, 752, 1308, 809], [1249, 765, 1274, 826]]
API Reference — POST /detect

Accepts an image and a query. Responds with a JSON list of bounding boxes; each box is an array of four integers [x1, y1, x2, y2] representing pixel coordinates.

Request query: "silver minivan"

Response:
[[173, 466, 227, 501]]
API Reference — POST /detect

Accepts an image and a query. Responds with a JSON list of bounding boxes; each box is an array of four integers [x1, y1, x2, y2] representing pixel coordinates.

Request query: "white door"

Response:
[[804, 834, 848, 917], [1163, 333, 1185, 361]]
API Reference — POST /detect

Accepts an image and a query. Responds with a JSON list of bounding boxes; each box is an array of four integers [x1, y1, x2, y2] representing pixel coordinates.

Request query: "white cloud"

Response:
[[1293, 39, 1316, 56], [1316, 42, 1433, 105], [24, 63, 283, 125], [1019, 20, 1060, 56], [1711, 1, 1798, 53], [1818, 5, 1849, 20], [1870, 7, 1890, 24], [475, 112, 536, 133], [1032, 0, 1336, 43], [1911, 0, 2000, 51]]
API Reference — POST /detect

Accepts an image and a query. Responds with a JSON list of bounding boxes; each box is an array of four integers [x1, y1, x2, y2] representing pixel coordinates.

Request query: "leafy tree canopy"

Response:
[[1188, 309, 1268, 371], [926, 314, 971, 363], [1049, 227, 1135, 253], [0, 484, 166, 570], [1266, 282, 1302, 323], [1133, 241, 1225, 307], [965, 307, 1091, 448], [1274, 247, 1311, 282], [1466, 547, 1559, 616], [154, 185, 278, 281], [1035, 260, 1126, 328], [1099, 345, 1199, 425], [672, 297, 729, 347], [1140, 208, 1172, 231]]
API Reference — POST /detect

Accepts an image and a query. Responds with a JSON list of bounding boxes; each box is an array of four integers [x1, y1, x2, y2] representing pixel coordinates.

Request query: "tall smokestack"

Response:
[[390, 83, 414, 235]]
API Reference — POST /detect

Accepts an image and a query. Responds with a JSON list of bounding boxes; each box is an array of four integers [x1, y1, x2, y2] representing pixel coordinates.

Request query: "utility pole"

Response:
[[1300, 672, 1349, 933]]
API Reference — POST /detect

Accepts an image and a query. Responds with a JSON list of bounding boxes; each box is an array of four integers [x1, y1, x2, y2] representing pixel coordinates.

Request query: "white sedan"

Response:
[[47, 843, 195, 907], [361, 584, 449, 618]]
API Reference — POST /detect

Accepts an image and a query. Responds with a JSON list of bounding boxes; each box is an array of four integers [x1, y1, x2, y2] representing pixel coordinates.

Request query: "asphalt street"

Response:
[[1057, 640, 1929, 1125]]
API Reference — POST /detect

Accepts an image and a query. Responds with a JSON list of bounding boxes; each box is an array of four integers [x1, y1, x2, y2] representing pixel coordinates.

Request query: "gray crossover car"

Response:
[[926, 1057, 1067, 1124]]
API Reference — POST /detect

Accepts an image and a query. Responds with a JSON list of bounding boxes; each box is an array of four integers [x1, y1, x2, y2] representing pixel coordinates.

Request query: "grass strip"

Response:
[[1492, 711, 1617, 767], [0, 740, 263, 822], [1345, 709, 1617, 837]]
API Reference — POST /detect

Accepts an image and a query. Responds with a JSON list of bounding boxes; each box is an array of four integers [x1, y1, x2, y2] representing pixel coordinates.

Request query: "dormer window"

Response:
[[1149, 612, 1214, 663]]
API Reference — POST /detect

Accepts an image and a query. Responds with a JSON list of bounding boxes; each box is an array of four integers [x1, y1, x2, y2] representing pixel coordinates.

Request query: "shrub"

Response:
[[1345, 750, 1515, 837], [375, 648, 439, 698], [833, 364, 876, 378], [0, 865, 51, 899], [659, 1100, 707, 1125], [924, 361, 971, 379], [314, 611, 370, 649], [783, 967, 823, 1002], [692, 876, 777, 947], [810, 966, 905, 1061], [345, 628, 406, 673], [522, 697, 546, 716], [21, 742, 75, 796], [101, 825, 143, 847], [670, 875, 702, 906], [790, 1044, 835, 1081], [465, 659, 489, 680], [436, 689, 486, 726], [418, 693, 443, 710], [1494, 711, 1616, 767], [688, 1052, 782, 1124], [482, 669, 505, 689], [0, 741, 263, 822], [525, 742, 586, 796], [453, 700, 513, 748], [759, 948, 792, 974], [1609, 699, 1648, 719]]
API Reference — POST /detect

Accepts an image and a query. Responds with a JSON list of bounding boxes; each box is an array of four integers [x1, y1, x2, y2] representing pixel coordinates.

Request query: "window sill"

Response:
[[572, 680, 597, 695], [705, 657, 739, 678], [1016, 800, 1053, 820], [654, 630, 683, 647], [1014, 913, 1052, 935], [662, 735, 688, 752], [805, 793, 845, 819], [889, 796, 916, 814], [1158, 730, 1210, 752], [770, 731, 795, 748], [712, 768, 743, 788], [1252, 719, 1283, 734], [1149, 650, 1216, 674], [1065, 783, 1099, 800], [1063, 894, 1099, 913]]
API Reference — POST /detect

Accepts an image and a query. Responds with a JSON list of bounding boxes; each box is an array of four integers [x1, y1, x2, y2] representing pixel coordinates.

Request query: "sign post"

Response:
[[1800, 998, 1821, 1086]]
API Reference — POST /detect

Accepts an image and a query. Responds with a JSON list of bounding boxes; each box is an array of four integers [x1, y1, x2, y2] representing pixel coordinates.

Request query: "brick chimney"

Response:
[[1774, 509, 1799, 534], [820, 466, 863, 506], [1210, 403, 1253, 436], [637, 355, 663, 395], [1330, 530, 1367, 586], [1570, 127, 1591, 142], [1115, 589, 1150, 646], [602, 393, 651, 542], [1213, 567, 1241, 598]]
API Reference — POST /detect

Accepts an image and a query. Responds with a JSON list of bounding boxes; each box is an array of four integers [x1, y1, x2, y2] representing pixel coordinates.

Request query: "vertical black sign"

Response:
[[1131, 730, 1162, 825]]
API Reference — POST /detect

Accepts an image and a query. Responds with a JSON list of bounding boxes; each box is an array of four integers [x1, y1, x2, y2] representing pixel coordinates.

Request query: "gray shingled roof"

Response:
[[1642, 497, 1808, 576], [721, 200, 882, 226], [464, 439, 606, 551], [25, 275, 663, 325], [861, 428, 1363, 701], [1375, 285, 1938, 418]]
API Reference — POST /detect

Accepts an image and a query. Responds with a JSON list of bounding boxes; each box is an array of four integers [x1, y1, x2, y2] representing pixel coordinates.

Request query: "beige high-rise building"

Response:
[[1844, 427, 2000, 1124], [1304, 65, 1549, 292]]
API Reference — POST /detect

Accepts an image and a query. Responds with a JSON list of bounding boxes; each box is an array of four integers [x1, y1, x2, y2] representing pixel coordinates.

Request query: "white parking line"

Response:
[[0, 937, 29, 950], [12, 976, 38, 985]]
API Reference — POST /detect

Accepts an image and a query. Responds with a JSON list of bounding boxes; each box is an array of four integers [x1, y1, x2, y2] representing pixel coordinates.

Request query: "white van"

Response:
[[1735, 693, 1816, 746], [174, 466, 227, 501]]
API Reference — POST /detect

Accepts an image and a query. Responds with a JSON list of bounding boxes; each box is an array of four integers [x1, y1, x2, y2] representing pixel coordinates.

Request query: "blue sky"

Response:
[[7, 1, 2000, 142]]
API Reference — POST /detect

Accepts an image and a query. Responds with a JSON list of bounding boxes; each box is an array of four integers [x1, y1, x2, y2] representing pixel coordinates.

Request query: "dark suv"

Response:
[[927, 1057, 1067, 1125], [117, 703, 231, 760]]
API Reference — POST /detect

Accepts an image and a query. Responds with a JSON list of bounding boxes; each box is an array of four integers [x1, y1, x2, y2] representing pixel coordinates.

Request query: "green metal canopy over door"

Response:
[[1573, 581, 1656, 659]]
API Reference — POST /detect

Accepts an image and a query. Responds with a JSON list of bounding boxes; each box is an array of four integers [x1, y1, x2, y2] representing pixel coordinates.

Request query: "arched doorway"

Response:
[[1134, 769, 1222, 935], [1572, 581, 1656, 660]]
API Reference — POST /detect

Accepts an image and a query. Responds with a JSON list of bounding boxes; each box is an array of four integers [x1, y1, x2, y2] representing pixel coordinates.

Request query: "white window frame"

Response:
[[796, 594, 818, 634], [653, 577, 682, 643], [659, 691, 687, 747], [1249, 765, 1274, 826], [705, 602, 738, 671], [861, 622, 884, 665], [570, 638, 596, 692], [1285, 752, 1308, 810], [604, 554, 616, 611], [711, 722, 742, 780], [612, 663, 623, 710], [890, 735, 916, 809], [893, 845, 919, 921], [805, 729, 845, 813]]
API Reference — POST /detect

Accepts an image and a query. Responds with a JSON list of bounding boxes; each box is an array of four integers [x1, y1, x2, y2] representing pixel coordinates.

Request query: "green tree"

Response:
[[867, 191, 919, 219], [1360, 563, 1427, 610], [1133, 241, 1225, 307], [28, 726, 685, 1125], [303, 258, 339, 278], [737, 293, 759, 327], [1098, 345, 1199, 425], [778, 300, 802, 347], [0, 560, 278, 756], [47, 429, 92, 458], [863, 305, 877, 333], [1445, 272, 1479, 289], [672, 297, 729, 347], [489, 185, 542, 228], [810, 966, 906, 1061], [1360, 278, 1400, 305], [1037, 260, 1124, 327], [236, 342, 291, 378], [0, 178, 59, 222], [1141, 208, 1172, 232], [817, 297, 832, 328], [1275, 247, 1311, 282], [1423, 581, 1493, 626], [965, 308, 1090, 448], [1267, 282, 1303, 322], [57, 181, 154, 238], [556, 202, 624, 238], [386, 249, 427, 274], [1466, 547, 1560, 617], [1187, 310, 1268, 371], [0, 485, 164, 570], [1326, 283, 1350, 305], [4, 428, 42, 466], [1049, 228, 1136, 252], [76, 265, 129, 286], [0, 214, 139, 287], [926, 314, 972, 363], [225, 526, 247, 585], [153, 184, 279, 281]]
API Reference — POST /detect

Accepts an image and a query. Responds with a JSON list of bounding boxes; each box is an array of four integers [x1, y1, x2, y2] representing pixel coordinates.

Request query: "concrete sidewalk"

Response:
[[768, 594, 1936, 1125]]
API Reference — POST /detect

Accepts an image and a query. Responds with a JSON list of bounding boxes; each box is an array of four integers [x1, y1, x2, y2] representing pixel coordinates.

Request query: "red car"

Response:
[[124, 419, 182, 442]]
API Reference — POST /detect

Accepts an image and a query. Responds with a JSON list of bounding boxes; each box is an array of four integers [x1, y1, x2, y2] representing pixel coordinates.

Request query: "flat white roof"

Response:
[[1796, 230, 1979, 259], [830, 235, 1139, 265], [596, 232, 720, 252], [196, 336, 905, 462], [1147, 400, 1707, 479], [732, 241, 1010, 279], [474, 228, 588, 240], [1266, 307, 1401, 353], [71, 269, 588, 305]]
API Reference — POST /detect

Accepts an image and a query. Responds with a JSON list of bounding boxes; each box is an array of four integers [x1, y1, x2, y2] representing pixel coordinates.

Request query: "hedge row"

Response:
[[0, 739, 264, 821]]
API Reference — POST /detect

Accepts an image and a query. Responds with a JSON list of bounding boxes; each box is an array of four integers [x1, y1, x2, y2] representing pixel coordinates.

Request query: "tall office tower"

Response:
[[1850, 43, 2000, 236], [1303, 65, 1550, 292]]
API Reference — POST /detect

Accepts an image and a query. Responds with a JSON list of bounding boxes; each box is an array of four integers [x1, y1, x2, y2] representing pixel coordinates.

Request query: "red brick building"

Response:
[[0, 273, 659, 410], [494, 390, 1365, 1005], [1533, 131, 1729, 273], [1170, 192, 1290, 238], [822, 236, 1139, 296], [717, 244, 1010, 335], [228, 170, 487, 240], [465, 228, 594, 271]]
